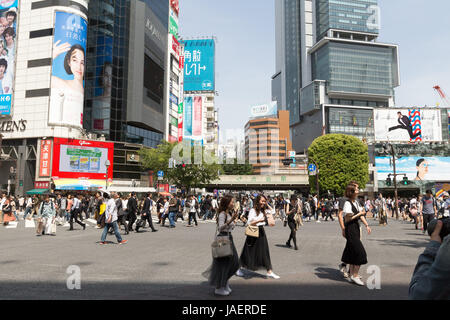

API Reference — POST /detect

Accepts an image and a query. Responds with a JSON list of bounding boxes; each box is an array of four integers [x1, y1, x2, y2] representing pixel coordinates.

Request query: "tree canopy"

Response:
[[308, 134, 369, 196]]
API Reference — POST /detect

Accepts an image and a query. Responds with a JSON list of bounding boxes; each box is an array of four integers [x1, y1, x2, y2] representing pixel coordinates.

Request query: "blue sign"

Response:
[[183, 39, 215, 92], [308, 164, 317, 172], [184, 96, 193, 137], [157, 171, 164, 177]]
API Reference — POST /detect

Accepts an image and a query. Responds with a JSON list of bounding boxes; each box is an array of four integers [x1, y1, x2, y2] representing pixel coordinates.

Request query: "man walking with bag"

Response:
[[70, 194, 86, 231], [100, 192, 127, 245], [136, 193, 157, 232], [127, 192, 138, 231], [37, 195, 57, 236]]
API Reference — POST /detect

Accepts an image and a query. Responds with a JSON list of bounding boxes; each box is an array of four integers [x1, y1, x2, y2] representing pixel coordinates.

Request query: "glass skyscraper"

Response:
[[273, 0, 399, 151]]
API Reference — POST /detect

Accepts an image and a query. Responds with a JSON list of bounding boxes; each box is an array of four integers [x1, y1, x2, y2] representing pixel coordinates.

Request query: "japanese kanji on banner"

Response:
[[39, 140, 53, 177], [182, 39, 215, 92]]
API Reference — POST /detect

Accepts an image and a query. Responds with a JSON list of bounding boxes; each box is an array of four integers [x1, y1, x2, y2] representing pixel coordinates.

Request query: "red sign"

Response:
[[178, 112, 183, 142], [170, 0, 179, 16], [193, 96, 202, 136], [39, 140, 53, 177], [35, 181, 50, 189], [172, 35, 180, 56], [179, 55, 184, 70], [52, 138, 114, 181]]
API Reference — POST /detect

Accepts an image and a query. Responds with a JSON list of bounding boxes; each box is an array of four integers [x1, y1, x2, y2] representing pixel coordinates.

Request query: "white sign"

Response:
[[251, 101, 277, 117], [374, 108, 442, 142]]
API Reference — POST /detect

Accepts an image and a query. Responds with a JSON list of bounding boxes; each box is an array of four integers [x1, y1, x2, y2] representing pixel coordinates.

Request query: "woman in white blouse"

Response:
[[236, 194, 280, 279], [341, 185, 371, 286], [203, 195, 239, 296]]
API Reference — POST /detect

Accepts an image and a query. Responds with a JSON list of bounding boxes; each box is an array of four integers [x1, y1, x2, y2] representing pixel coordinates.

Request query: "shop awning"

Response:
[[26, 189, 50, 195], [53, 179, 106, 191]]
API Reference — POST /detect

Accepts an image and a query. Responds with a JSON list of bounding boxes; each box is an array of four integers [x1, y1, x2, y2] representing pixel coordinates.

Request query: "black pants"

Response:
[[422, 214, 435, 232], [389, 125, 420, 140], [128, 211, 137, 231], [138, 213, 156, 231], [287, 220, 297, 248], [69, 209, 85, 230], [175, 211, 184, 221], [188, 212, 198, 226], [325, 210, 334, 221], [118, 214, 129, 233]]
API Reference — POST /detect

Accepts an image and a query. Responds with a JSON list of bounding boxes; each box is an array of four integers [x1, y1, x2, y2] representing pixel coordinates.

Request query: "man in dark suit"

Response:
[[388, 112, 421, 140], [136, 193, 157, 232], [126, 193, 138, 231]]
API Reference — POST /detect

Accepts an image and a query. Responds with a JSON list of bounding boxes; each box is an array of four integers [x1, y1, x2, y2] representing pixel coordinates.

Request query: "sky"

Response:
[[179, 0, 450, 142]]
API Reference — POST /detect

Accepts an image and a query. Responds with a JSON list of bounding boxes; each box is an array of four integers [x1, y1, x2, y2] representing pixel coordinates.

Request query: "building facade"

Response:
[[274, 0, 400, 151], [245, 110, 292, 175]]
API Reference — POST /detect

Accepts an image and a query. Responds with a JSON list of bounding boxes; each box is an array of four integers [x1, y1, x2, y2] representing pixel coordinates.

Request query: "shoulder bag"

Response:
[[211, 214, 233, 258], [266, 212, 275, 227], [245, 225, 259, 238]]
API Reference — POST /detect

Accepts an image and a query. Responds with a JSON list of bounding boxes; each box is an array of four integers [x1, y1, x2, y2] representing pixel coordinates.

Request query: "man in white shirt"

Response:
[[187, 195, 198, 226], [69, 194, 86, 231], [100, 192, 127, 245], [0, 192, 6, 223]]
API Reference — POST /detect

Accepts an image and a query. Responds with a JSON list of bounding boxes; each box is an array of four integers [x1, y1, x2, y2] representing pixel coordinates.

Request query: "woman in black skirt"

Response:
[[203, 195, 239, 296], [285, 195, 300, 250], [236, 194, 280, 279], [341, 184, 372, 286]]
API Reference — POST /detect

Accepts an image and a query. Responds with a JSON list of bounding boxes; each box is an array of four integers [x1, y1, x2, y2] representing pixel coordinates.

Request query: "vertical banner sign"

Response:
[[193, 96, 202, 137], [178, 102, 183, 142], [0, 1, 18, 116], [169, 10, 178, 39], [183, 39, 215, 92], [49, 11, 87, 128], [170, 0, 179, 16], [39, 140, 53, 177], [184, 97, 193, 137]]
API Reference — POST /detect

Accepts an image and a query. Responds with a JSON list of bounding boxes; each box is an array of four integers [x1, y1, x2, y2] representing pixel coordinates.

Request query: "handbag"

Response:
[[50, 220, 57, 234], [245, 225, 259, 238], [211, 215, 233, 258], [36, 218, 44, 234], [266, 213, 275, 227]]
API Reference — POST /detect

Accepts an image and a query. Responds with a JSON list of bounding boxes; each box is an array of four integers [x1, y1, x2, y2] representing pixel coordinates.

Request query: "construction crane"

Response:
[[433, 85, 450, 106]]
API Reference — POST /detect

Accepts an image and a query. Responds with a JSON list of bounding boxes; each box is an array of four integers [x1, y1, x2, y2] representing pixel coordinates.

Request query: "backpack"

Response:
[[40, 201, 54, 216], [195, 200, 199, 210]]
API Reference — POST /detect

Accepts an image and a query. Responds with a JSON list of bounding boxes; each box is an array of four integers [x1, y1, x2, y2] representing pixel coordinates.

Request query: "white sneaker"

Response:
[[338, 263, 349, 278], [235, 269, 244, 277], [214, 287, 230, 296], [316, 220, 321, 223], [350, 276, 364, 286], [225, 284, 232, 293], [266, 272, 280, 279]]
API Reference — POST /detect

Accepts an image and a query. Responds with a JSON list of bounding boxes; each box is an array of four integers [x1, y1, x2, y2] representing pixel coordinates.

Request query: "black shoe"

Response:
[[152, 229, 158, 232], [286, 241, 292, 248], [294, 246, 298, 251], [283, 221, 287, 227], [83, 224, 86, 230]]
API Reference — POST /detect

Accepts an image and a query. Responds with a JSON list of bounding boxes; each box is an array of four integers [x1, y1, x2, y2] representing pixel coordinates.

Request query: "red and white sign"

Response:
[[179, 55, 184, 70], [39, 140, 53, 177], [172, 35, 180, 57], [35, 181, 50, 189], [193, 96, 203, 137], [178, 112, 183, 142], [170, 0, 179, 16], [52, 138, 114, 181]]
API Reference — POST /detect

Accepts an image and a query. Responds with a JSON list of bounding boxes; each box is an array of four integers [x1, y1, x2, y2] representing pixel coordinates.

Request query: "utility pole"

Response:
[[385, 143, 399, 219]]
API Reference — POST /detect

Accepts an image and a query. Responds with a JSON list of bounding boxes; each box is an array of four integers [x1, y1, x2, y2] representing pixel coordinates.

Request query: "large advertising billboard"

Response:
[[183, 39, 215, 92], [250, 101, 278, 118], [52, 138, 114, 180], [374, 108, 442, 142], [184, 96, 193, 137], [0, 1, 18, 116], [375, 156, 450, 182], [49, 11, 87, 128]]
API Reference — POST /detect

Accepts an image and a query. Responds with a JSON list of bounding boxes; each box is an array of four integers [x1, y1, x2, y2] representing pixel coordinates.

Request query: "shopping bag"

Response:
[[36, 218, 44, 234], [266, 213, 275, 227], [25, 218, 35, 228], [50, 220, 57, 234]]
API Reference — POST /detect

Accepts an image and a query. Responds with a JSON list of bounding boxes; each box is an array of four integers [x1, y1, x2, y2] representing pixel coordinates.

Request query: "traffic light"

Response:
[[386, 177, 392, 186], [176, 162, 186, 169], [402, 176, 409, 185]]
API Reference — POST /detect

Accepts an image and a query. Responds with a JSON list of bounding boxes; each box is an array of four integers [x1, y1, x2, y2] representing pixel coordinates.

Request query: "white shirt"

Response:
[[0, 197, 6, 210], [105, 198, 118, 223], [190, 200, 197, 213], [72, 197, 80, 210], [343, 200, 363, 218], [248, 208, 271, 227]]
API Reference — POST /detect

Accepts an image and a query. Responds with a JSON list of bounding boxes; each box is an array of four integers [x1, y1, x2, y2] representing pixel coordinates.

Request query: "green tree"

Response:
[[308, 134, 369, 196], [139, 141, 221, 192], [221, 159, 253, 175]]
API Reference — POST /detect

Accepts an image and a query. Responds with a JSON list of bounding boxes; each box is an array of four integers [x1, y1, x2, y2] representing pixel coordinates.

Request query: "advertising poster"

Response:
[[375, 156, 450, 182], [49, 11, 87, 128], [178, 102, 183, 142], [184, 96, 193, 137], [193, 96, 202, 137], [52, 138, 114, 181], [0, 0, 18, 116], [169, 10, 178, 39], [170, 0, 179, 16], [374, 108, 442, 142], [39, 139, 53, 177], [183, 39, 215, 92], [250, 101, 278, 118]]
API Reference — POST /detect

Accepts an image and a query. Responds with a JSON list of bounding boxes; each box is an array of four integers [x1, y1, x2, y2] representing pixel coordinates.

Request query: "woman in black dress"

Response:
[[236, 194, 280, 279], [203, 195, 239, 296], [341, 184, 372, 286]]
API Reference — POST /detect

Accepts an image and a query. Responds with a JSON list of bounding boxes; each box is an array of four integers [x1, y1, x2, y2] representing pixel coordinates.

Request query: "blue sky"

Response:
[[179, 0, 450, 138]]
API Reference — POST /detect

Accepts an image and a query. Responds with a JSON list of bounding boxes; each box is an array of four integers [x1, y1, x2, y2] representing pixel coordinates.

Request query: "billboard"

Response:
[[375, 156, 450, 182], [52, 138, 114, 180], [374, 108, 442, 142], [250, 101, 278, 118], [193, 96, 202, 137], [184, 96, 193, 137], [183, 39, 215, 92], [39, 139, 53, 178], [0, 1, 18, 116], [49, 11, 87, 128]]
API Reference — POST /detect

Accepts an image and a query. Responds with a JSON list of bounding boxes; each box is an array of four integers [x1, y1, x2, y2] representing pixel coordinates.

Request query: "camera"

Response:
[[427, 218, 450, 239]]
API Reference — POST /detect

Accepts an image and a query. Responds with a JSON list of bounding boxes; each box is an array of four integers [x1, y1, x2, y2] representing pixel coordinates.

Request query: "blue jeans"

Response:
[[101, 221, 122, 243], [24, 207, 32, 219], [168, 211, 176, 227], [203, 209, 211, 220]]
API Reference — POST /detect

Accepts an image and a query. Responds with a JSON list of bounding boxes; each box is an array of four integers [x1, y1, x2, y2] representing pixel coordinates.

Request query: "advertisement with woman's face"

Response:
[[49, 11, 87, 128], [0, 0, 18, 116]]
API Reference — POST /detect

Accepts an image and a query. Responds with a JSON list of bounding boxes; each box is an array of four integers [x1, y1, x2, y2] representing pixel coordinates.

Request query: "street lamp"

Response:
[[383, 143, 399, 220], [105, 159, 110, 190]]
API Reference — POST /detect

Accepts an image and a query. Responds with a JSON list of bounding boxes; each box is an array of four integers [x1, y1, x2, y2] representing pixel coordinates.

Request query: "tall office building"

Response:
[[273, 0, 400, 151]]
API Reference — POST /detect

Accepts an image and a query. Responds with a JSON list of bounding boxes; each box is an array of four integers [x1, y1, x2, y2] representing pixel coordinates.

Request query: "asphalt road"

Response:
[[0, 214, 428, 300]]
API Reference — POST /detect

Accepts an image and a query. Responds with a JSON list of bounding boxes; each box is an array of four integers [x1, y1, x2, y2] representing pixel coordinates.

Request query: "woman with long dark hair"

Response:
[[203, 195, 239, 296], [236, 194, 280, 279], [285, 195, 300, 250], [341, 185, 371, 286]]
